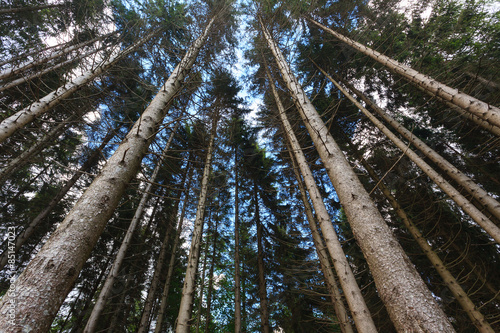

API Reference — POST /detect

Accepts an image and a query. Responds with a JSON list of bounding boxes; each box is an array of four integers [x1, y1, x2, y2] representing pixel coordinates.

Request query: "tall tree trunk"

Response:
[[195, 233, 210, 333], [0, 44, 107, 92], [254, 181, 271, 333], [319, 66, 500, 221], [0, 113, 78, 185], [176, 114, 218, 333], [0, 42, 67, 67], [259, 16, 455, 333], [84, 126, 178, 333], [315, 66, 500, 243], [0, 28, 156, 143], [0, 31, 116, 81], [345, 135, 495, 333], [306, 18, 500, 131], [154, 163, 194, 333], [266, 65, 370, 333], [204, 209, 218, 333], [233, 147, 242, 333], [0, 17, 214, 328], [0, 128, 116, 271]]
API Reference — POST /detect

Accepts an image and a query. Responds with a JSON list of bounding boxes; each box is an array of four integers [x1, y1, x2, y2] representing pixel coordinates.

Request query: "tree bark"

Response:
[[0, 128, 116, 271], [175, 113, 218, 333], [266, 65, 370, 333], [233, 147, 242, 333], [316, 67, 500, 243], [260, 16, 455, 333], [204, 210, 218, 333], [0, 17, 214, 332], [84, 126, 178, 333], [0, 31, 116, 81], [345, 135, 495, 333], [306, 17, 500, 131], [0, 29, 155, 143]]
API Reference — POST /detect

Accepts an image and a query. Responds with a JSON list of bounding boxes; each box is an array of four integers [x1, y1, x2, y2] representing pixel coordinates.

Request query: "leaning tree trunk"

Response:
[[0, 17, 215, 332], [306, 17, 500, 132], [254, 181, 271, 333], [345, 135, 495, 333], [0, 113, 78, 185], [154, 162, 194, 333], [233, 147, 242, 333], [285, 141, 354, 333], [259, 16, 455, 333], [0, 31, 116, 81], [0, 128, 116, 271], [315, 66, 500, 243], [84, 126, 178, 333], [267, 65, 372, 333], [320, 66, 500, 221], [0, 28, 157, 144], [175, 113, 218, 333]]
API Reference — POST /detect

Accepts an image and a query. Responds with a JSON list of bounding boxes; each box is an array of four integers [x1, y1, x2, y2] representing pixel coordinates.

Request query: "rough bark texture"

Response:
[[307, 17, 500, 130], [350, 140, 495, 333], [175, 114, 218, 333], [260, 16, 455, 333], [84, 125, 178, 333], [268, 68, 372, 333], [0, 29, 156, 144], [0, 18, 214, 332], [317, 68, 500, 243]]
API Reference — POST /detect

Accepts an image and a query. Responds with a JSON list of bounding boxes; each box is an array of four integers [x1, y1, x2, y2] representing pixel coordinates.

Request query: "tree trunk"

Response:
[[345, 135, 495, 333], [0, 128, 116, 271], [0, 17, 214, 331], [0, 31, 116, 81], [254, 181, 271, 333], [84, 126, 178, 333], [204, 210, 218, 333], [0, 114, 77, 185], [233, 147, 242, 333], [321, 67, 500, 221], [0, 4, 65, 15], [266, 65, 370, 333], [316, 67, 500, 243], [195, 233, 210, 333], [154, 163, 194, 333], [175, 113, 218, 333], [259, 16, 455, 333], [0, 28, 155, 143], [306, 17, 500, 131]]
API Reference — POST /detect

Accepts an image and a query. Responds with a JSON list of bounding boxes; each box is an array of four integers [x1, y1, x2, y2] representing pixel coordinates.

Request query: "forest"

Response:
[[0, 0, 499, 332]]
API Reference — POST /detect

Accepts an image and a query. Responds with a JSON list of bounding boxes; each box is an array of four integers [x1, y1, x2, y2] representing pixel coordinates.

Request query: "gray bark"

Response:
[[84, 126, 178, 333], [307, 17, 500, 131], [0, 17, 214, 332], [260, 16, 455, 333], [175, 114, 218, 333]]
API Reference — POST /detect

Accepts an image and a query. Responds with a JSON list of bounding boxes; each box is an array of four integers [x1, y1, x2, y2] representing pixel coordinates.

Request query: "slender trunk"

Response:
[[316, 67, 500, 243], [204, 210, 218, 333], [85, 126, 177, 333], [0, 4, 65, 14], [266, 65, 369, 332], [176, 114, 218, 333], [0, 44, 107, 92], [233, 148, 242, 333], [0, 114, 77, 185], [154, 163, 194, 333], [0, 29, 155, 143], [254, 182, 271, 333], [0, 43, 68, 67], [306, 17, 500, 131], [465, 71, 500, 91], [345, 136, 495, 333], [260, 16, 455, 332], [322, 67, 500, 221], [0, 129, 116, 271], [0, 31, 116, 81], [195, 235, 210, 333], [0, 17, 214, 331]]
